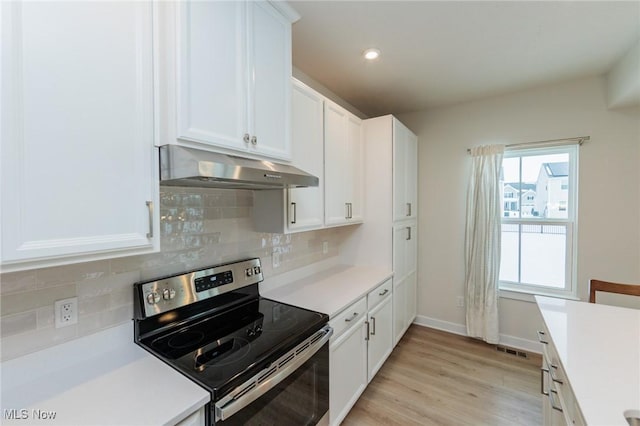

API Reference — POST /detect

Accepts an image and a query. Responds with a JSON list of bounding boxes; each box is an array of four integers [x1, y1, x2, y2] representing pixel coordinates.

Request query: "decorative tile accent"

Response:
[[0, 186, 351, 361]]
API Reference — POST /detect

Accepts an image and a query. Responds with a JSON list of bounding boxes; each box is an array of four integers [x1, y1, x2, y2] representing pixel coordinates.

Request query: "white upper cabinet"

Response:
[[324, 100, 364, 226], [287, 80, 325, 231], [1, 1, 158, 270], [393, 118, 418, 222], [252, 78, 324, 233], [162, 0, 297, 161]]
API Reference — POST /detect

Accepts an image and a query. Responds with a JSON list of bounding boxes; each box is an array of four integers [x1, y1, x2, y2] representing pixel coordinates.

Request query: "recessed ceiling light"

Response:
[[363, 48, 380, 60]]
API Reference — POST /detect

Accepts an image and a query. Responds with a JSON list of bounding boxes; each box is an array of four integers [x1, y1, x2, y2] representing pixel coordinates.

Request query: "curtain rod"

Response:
[[466, 136, 590, 154]]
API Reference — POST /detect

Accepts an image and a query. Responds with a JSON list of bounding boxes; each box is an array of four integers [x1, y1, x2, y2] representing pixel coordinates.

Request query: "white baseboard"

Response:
[[413, 315, 542, 354]]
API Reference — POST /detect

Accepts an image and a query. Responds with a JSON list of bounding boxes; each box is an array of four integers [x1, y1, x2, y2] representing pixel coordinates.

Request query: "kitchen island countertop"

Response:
[[536, 295, 640, 426]]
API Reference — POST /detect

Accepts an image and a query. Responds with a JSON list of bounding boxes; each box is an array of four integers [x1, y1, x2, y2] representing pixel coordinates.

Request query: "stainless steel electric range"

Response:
[[133, 258, 332, 425]]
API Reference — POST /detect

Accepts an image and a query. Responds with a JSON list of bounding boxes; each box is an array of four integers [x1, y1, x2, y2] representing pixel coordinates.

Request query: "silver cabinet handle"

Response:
[[365, 321, 370, 341], [345, 203, 349, 219], [371, 316, 376, 336], [349, 203, 353, 219], [146, 201, 154, 238], [379, 289, 389, 296], [406, 226, 411, 240], [540, 367, 549, 396], [290, 202, 296, 224], [407, 202, 411, 216], [549, 389, 563, 412], [344, 312, 358, 322], [251, 136, 257, 145], [243, 133, 250, 143], [550, 364, 563, 384], [537, 330, 548, 344]]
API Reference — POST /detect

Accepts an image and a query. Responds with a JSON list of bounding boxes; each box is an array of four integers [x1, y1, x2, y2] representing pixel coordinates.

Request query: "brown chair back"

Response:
[[589, 279, 640, 303]]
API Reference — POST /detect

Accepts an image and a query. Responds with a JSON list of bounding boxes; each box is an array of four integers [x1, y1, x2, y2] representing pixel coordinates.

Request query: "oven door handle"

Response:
[[214, 325, 333, 422]]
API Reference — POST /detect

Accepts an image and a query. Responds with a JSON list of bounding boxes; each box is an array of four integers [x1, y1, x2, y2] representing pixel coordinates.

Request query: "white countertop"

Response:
[[261, 264, 393, 318], [536, 296, 640, 426], [0, 323, 209, 426]]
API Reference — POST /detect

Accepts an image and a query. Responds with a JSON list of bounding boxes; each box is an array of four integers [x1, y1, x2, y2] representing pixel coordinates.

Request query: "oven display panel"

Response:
[[194, 270, 233, 293]]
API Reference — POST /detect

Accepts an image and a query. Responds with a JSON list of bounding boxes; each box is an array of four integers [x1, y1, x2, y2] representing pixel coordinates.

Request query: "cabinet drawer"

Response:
[[367, 279, 392, 310], [330, 297, 367, 340]]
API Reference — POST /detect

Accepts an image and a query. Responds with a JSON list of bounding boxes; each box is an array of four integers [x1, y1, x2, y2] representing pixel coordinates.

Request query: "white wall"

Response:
[[606, 39, 640, 109], [399, 76, 640, 347]]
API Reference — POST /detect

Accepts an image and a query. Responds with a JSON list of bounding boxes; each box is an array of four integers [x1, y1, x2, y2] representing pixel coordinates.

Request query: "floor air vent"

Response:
[[496, 345, 528, 359]]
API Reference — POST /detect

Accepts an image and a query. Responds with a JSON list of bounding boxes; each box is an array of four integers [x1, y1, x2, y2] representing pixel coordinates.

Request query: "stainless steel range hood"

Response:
[[159, 145, 319, 190]]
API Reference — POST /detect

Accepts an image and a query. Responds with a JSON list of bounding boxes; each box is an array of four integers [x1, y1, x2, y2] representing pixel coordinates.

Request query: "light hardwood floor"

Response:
[[343, 325, 542, 426]]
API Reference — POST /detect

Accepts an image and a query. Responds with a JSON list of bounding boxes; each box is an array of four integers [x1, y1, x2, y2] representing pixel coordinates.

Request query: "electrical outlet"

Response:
[[322, 241, 329, 254], [456, 296, 464, 308], [272, 251, 281, 269], [54, 297, 78, 328]]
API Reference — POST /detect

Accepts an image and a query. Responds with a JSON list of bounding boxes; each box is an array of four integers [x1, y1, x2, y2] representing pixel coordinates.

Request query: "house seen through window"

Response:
[[499, 145, 578, 297]]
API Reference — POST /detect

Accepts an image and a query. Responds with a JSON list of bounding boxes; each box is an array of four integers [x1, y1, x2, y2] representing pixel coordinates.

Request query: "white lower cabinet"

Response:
[[367, 290, 393, 380], [329, 279, 394, 425], [174, 406, 205, 426], [329, 307, 368, 426], [539, 328, 586, 426], [392, 279, 407, 345], [392, 222, 417, 345]]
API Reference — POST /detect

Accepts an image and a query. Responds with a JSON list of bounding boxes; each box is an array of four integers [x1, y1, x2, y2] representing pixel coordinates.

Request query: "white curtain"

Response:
[[465, 144, 504, 344]]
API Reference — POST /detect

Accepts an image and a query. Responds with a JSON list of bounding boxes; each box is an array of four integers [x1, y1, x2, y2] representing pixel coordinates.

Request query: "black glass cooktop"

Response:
[[139, 297, 328, 399]]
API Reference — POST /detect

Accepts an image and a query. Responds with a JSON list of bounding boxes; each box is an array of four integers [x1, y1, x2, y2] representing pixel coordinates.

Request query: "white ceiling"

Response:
[[290, 1, 640, 117]]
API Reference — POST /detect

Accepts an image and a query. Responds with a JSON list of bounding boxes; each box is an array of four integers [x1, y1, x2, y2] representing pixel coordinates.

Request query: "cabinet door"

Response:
[[393, 222, 416, 344], [393, 119, 418, 221], [406, 130, 418, 219], [406, 271, 417, 326], [393, 279, 407, 346], [176, 1, 248, 151], [405, 222, 417, 325], [393, 120, 408, 221], [330, 316, 368, 426], [393, 224, 408, 282], [367, 297, 393, 382], [175, 406, 205, 426], [324, 101, 349, 226], [1, 1, 158, 268], [346, 114, 364, 221], [248, 1, 291, 160], [287, 80, 324, 231], [324, 100, 363, 227]]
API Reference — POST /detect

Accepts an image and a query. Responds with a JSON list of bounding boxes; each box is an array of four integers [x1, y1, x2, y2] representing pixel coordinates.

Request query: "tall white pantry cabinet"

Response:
[[342, 115, 419, 345]]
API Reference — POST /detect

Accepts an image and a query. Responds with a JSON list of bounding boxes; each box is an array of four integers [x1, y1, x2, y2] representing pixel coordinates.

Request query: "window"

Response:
[[499, 145, 578, 297]]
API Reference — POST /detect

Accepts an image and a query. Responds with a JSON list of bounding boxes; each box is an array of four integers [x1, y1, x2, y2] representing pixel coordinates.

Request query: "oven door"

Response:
[[214, 326, 332, 426]]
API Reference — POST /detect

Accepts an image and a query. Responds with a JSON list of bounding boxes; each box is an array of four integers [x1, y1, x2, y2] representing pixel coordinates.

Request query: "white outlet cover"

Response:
[[55, 297, 78, 328], [322, 241, 329, 254], [272, 252, 281, 268]]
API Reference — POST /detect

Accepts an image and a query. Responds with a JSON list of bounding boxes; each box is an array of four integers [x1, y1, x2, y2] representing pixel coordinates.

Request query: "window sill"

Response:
[[499, 287, 580, 303]]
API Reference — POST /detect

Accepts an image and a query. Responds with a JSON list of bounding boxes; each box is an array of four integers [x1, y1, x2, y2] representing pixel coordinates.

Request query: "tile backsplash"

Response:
[[0, 187, 349, 361]]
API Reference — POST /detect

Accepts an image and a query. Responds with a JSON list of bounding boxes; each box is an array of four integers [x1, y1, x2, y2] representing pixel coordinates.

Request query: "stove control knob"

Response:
[[246, 268, 253, 277], [254, 266, 261, 275], [162, 288, 176, 300], [146, 292, 160, 305]]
